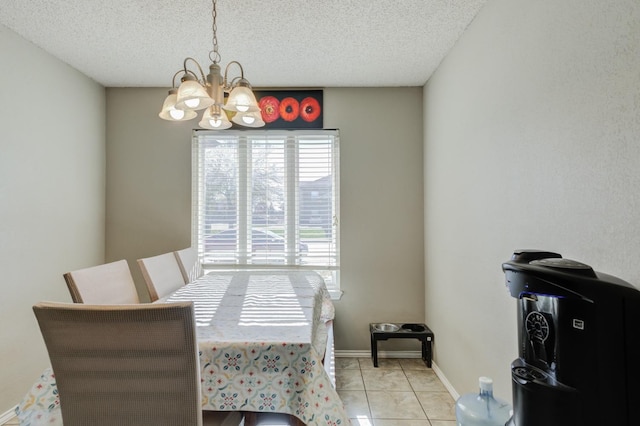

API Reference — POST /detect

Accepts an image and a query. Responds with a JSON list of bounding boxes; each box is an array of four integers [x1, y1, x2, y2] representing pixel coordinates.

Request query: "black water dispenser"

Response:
[[502, 250, 640, 426]]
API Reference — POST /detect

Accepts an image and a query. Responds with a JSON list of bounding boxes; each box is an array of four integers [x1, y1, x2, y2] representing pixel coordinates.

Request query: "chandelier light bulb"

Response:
[[169, 109, 186, 120], [185, 98, 201, 109], [232, 110, 264, 128]]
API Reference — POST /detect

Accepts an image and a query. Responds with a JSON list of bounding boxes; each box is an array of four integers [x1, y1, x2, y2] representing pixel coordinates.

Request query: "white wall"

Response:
[[0, 25, 105, 412], [424, 0, 640, 400], [105, 87, 425, 351]]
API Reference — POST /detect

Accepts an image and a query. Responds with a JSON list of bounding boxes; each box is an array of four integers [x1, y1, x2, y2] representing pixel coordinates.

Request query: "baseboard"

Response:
[[431, 361, 459, 400], [0, 406, 17, 424], [335, 350, 459, 400]]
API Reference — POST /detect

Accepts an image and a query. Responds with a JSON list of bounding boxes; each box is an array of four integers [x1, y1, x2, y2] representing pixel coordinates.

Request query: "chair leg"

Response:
[[202, 410, 244, 425], [243, 412, 256, 426], [291, 416, 305, 426]]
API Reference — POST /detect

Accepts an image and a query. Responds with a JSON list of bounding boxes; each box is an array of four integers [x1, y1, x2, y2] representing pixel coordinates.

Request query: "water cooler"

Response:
[[502, 250, 640, 426]]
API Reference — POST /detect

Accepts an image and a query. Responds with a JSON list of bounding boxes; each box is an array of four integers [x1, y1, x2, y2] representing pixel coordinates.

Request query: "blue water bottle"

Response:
[[455, 377, 512, 426]]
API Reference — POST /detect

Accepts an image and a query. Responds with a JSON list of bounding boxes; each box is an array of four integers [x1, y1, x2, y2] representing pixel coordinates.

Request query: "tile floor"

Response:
[[337, 357, 456, 426], [2, 415, 17, 425], [2, 357, 456, 426]]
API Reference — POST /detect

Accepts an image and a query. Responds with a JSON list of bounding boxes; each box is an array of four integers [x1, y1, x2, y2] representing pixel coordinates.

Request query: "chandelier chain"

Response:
[[209, 0, 221, 64]]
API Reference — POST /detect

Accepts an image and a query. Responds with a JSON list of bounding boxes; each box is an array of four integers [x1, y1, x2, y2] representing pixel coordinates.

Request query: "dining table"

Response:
[[15, 270, 350, 426]]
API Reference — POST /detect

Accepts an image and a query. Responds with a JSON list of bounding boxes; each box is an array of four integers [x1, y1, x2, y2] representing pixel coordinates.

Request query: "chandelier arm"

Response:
[[227, 75, 244, 88], [223, 61, 245, 88], [183, 57, 208, 84], [170, 70, 183, 88]]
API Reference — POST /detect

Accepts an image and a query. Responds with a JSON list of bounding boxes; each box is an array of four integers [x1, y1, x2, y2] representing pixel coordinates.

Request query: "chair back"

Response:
[[33, 301, 202, 426], [138, 252, 186, 301], [174, 247, 204, 283], [63, 259, 139, 304]]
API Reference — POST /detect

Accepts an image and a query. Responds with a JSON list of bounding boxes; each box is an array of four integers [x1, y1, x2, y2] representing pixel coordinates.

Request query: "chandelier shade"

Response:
[[175, 77, 215, 111], [158, 88, 198, 121], [159, 0, 263, 129], [199, 105, 232, 130], [224, 82, 261, 113]]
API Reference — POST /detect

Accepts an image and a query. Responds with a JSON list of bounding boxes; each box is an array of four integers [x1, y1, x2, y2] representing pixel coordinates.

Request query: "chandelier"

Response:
[[158, 0, 264, 129]]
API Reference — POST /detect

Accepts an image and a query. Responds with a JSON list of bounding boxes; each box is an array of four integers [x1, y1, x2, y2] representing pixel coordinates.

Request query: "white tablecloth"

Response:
[[162, 270, 347, 425]]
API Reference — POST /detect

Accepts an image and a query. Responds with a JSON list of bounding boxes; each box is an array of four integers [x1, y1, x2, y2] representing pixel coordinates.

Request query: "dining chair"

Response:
[[32, 301, 242, 426], [63, 259, 139, 304], [137, 252, 186, 301], [174, 246, 204, 283]]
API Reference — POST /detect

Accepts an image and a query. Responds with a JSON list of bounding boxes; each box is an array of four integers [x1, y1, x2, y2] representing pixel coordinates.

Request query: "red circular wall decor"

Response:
[[254, 90, 323, 129]]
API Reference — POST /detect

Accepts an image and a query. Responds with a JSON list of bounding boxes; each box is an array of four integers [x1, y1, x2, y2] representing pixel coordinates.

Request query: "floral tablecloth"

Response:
[[15, 270, 349, 426], [15, 369, 59, 425]]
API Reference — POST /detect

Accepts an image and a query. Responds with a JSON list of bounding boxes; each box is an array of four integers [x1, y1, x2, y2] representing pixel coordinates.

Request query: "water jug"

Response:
[[455, 377, 512, 426]]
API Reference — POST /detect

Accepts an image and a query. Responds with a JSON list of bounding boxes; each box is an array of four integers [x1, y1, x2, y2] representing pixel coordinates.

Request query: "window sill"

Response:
[[327, 289, 343, 301]]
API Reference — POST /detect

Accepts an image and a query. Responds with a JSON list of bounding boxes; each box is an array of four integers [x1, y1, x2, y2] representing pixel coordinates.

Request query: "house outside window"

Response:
[[192, 129, 340, 294]]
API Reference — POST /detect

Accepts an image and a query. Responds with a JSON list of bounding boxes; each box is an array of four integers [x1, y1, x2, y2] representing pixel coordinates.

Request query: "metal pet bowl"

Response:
[[373, 323, 400, 332], [401, 323, 426, 332]]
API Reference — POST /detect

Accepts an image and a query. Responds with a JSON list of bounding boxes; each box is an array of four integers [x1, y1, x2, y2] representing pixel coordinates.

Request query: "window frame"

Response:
[[191, 129, 341, 295]]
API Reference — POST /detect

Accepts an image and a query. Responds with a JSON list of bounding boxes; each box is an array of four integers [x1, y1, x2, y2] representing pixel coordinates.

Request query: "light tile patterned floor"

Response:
[[337, 357, 456, 426], [3, 357, 456, 426]]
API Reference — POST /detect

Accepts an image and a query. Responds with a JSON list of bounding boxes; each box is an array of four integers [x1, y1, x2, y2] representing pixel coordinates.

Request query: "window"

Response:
[[192, 129, 340, 292]]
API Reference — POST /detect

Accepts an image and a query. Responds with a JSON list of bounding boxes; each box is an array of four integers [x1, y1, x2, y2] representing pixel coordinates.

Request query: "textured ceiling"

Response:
[[0, 0, 487, 88]]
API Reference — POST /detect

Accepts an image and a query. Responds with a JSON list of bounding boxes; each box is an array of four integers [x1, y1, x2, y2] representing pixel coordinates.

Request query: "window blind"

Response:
[[192, 129, 340, 289]]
